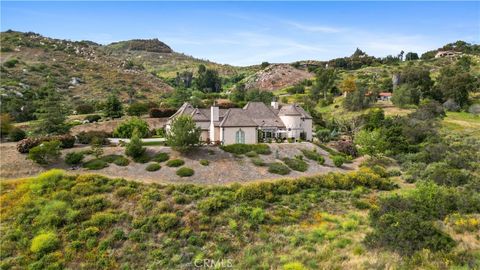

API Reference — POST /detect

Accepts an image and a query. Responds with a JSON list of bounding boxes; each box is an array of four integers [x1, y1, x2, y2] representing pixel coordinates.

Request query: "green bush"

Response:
[[251, 157, 265, 166], [152, 152, 169, 162], [157, 213, 179, 231], [83, 159, 108, 170], [283, 157, 308, 172], [30, 232, 60, 254], [8, 127, 26, 142], [76, 104, 95, 114], [113, 117, 149, 138], [76, 131, 110, 145], [28, 140, 61, 165], [125, 130, 146, 158], [84, 114, 101, 123], [133, 153, 151, 163], [113, 156, 130, 166], [199, 159, 209, 166], [176, 167, 194, 177], [146, 163, 161, 172], [198, 196, 230, 214], [268, 162, 291, 175], [101, 154, 124, 163], [301, 148, 324, 164], [245, 151, 258, 157], [220, 144, 271, 155], [126, 102, 149, 116], [332, 155, 345, 167], [166, 159, 184, 167], [65, 152, 84, 166]]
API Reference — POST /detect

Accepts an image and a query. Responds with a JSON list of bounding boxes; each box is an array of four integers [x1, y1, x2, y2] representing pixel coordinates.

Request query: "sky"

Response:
[[1, 1, 479, 66]]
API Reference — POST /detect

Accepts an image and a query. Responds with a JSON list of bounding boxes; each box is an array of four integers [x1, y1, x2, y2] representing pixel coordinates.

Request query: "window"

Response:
[[235, 129, 245, 144]]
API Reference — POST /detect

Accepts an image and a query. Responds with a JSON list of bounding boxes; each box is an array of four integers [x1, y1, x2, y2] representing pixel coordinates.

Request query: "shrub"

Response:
[[113, 156, 130, 166], [268, 162, 291, 175], [65, 152, 84, 165], [30, 232, 60, 254], [146, 163, 161, 172], [76, 104, 95, 114], [126, 102, 149, 116], [332, 155, 345, 167], [76, 131, 110, 145], [83, 159, 108, 170], [84, 114, 101, 123], [316, 128, 332, 143], [301, 149, 325, 164], [245, 151, 258, 157], [332, 140, 358, 157], [157, 213, 179, 231], [166, 159, 184, 167], [133, 153, 151, 163], [198, 196, 230, 214], [17, 137, 42, 153], [166, 115, 201, 152], [176, 167, 194, 177], [282, 158, 308, 172], [101, 154, 124, 163], [220, 144, 271, 155], [125, 130, 146, 158], [113, 117, 149, 138], [152, 152, 169, 162], [149, 108, 177, 118], [28, 140, 61, 164], [56, 134, 76, 148], [251, 157, 265, 166], [8, 127, 26, 142], [199, 159, 209, 166]]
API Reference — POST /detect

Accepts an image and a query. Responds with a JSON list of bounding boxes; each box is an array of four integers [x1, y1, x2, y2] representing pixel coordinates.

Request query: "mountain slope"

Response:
[[0, 31, 174, 105]]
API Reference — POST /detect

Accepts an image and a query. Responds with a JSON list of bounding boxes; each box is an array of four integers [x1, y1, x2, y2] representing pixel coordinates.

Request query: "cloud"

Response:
[[285, 21, 344, 33]]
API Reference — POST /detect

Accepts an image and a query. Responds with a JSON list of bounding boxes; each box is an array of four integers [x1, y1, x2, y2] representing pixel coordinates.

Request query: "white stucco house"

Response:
[[165, 101, 313, 145]]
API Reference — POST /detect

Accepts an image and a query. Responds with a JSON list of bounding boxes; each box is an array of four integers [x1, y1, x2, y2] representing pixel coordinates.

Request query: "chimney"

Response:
[[271, 101, 279, 110], [211, 104, 219, 122]]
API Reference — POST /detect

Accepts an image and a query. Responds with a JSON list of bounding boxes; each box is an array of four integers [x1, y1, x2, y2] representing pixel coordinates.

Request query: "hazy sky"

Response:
[[1, 1, 479, 66]]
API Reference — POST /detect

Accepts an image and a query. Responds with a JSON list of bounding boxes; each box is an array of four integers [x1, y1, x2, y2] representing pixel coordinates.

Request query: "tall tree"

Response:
[[405, 52, 419, 61], [435, 65, 475, 107], [339, 75, 357, 97], [35, 88, 69, 135], [167, 115, 201, 153], [104, 94, 124, 118], [311, 67, 337, 101]]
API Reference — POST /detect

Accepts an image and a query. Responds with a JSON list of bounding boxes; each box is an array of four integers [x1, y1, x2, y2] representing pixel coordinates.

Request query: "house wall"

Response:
[[221, 127, 257, 145], [279, 116, 312, 141], [200, 130, 209, 142]]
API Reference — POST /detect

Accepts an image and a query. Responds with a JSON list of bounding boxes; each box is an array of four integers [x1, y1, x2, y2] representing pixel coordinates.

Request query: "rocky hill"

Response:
[[107, 38, 173, 53], [0, 31, 174, 106], [244, 64, 314, 91]]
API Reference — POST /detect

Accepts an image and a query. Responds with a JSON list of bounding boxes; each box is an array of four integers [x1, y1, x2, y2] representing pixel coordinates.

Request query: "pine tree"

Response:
[[104, 94, 124, 118], [35, 88, 69, 135]]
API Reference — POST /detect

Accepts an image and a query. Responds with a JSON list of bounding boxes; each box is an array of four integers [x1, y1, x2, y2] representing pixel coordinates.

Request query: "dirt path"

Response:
[[1, 142, 362, 185]]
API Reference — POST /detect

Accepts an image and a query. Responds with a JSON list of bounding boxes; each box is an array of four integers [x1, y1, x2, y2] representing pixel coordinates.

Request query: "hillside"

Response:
[[244, 64, 314, 91], [0, 31, 174, 105]]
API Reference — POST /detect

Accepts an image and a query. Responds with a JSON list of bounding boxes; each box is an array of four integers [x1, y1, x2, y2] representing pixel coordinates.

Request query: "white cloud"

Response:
[[285, 21, 344, 33]]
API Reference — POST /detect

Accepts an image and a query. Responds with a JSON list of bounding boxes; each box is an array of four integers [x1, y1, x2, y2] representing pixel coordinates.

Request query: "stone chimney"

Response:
[[271, 101, 279, 110]]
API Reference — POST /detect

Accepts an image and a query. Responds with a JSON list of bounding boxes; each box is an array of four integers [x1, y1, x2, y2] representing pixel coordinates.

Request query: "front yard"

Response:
[[0, 142, 361, 184]]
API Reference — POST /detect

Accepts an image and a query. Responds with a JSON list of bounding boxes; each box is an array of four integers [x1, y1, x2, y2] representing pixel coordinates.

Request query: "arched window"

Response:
[[235, 129, 245, 144]]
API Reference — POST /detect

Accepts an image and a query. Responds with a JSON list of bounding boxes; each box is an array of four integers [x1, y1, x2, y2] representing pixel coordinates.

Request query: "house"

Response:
[[166, 101, 313, 145], [435, 51, 461, 58], [378, 92, 392, 101]]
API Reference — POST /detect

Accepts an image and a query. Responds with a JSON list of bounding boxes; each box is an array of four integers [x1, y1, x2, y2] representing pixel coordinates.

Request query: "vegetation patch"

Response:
[[221, 143, 271, 155], [251, 157, 266, 166], [83, 159, 109, 170], [113, 156, 130, 166], [199, 159, 209, 166], [268, 162, 291, 175], [283, 157, 309, 172], [145, 163, 161, 172], [176, 167, 194, 177], [166, 159, 185, 167], [301, 149, 325, 165], [152, 152, 169, 162]]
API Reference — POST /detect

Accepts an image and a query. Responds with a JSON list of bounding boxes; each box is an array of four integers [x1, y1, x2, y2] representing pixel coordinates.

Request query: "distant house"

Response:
[[435, 51, 461, 58], [166, 101, 313, 145], [378, 92, 392, 101]]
